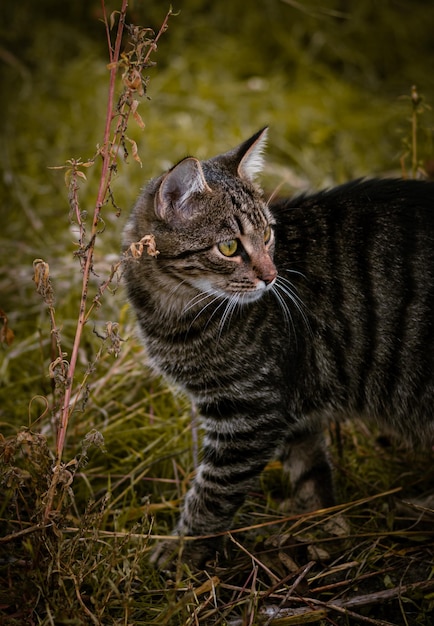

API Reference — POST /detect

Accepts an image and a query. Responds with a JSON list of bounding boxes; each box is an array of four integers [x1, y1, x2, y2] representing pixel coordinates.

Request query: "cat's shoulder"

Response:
[[271, 177, 434, 214]]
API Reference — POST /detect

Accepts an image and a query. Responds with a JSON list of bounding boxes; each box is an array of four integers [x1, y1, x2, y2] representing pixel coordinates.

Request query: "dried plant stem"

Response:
[[41, 1, 173, 525], [257, 579, 434, 625], [55, 0, 129, 463]]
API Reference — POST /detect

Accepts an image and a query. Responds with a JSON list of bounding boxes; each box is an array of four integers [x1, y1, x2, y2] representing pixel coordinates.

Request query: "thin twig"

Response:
[[228, 533, 281, 583], [263, 561, 316, 626], [250, 579, 434, 625], [41, 3, 173, 527], [55, 0, 129, 463], [0, 523, 48, 543]]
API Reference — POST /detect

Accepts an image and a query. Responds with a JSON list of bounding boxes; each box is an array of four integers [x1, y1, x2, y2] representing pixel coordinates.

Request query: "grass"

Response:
[[1, 0, 434, 623]]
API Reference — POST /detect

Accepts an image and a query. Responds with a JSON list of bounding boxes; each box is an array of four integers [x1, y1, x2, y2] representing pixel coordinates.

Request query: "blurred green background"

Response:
[[1, 0, 434, 428]]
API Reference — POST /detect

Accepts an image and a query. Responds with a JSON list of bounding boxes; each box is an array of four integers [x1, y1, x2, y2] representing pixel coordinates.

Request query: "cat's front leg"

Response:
[[150, 460, 264, 570], [149, 525, 219, 573], [151, 416, 282, 570], [149, 470, 229, 571]]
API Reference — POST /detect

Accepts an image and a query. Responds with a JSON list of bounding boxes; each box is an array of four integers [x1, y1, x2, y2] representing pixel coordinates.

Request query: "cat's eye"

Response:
[[264, 225, 272, 244], [218, 239, 239, 257]]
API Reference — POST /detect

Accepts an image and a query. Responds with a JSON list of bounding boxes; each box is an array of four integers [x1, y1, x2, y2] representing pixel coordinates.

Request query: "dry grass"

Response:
[[2, 410, 434, 624], [1, 1, 434, 624]]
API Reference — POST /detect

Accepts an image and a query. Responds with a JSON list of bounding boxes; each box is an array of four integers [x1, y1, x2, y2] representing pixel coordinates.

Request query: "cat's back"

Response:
[[271, 178, 434, 440], [272, 178, 434, 288], [273, 178, 434, 241]]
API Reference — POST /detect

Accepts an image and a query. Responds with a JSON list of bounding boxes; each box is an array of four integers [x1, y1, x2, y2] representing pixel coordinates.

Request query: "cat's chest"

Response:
[[145, 326, 232, 382], [143, 313, 282, 400]]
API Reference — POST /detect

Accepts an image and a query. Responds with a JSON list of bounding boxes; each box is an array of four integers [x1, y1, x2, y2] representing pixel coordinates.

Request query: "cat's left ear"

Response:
[[236, 127, 268, 182], [155, 157, 212, 221]]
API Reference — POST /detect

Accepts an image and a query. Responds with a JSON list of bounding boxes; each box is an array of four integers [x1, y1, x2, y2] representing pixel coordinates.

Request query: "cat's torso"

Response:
[[129, 178, 434, 442], [122, 129, 434, 568]]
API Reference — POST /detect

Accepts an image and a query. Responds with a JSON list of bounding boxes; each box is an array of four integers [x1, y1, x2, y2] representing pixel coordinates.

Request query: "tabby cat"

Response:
[[122, 128, 434, 569]]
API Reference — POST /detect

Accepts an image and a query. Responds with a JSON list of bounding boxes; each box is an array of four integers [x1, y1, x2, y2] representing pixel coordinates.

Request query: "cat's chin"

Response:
[[237, 289, 268, 305], [240, 280, 276, 304], [230, 284, 274, 305], [190, 279, 272, 306], [217, 282, 273, 305]]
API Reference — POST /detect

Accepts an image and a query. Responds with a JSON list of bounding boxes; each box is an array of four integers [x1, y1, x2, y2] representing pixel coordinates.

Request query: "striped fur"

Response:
[[122, 129, 434, 568]]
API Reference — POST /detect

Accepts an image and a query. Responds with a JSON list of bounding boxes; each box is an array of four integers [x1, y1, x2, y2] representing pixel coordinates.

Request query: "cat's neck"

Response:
[[143, 271, 224, 333]]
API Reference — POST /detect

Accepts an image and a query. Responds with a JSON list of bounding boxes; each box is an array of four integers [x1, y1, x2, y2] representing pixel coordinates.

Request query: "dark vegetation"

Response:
[[1, 1, 434, 623]]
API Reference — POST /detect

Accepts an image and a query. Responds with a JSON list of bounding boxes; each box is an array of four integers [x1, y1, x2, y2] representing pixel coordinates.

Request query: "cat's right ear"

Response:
[[155, 157, 212, 221], [237, 127, 268, 182]]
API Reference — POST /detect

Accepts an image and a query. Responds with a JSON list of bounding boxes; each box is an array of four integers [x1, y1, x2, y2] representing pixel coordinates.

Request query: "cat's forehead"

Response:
[[227, 188, 274, 232], [201, 164, 273, 230], [207, 187, 272, 237], [233, 205, 271, 234]]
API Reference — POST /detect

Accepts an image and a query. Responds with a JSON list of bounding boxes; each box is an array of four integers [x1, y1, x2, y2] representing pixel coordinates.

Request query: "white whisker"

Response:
[[183, 289, 215, 315], [181, 283, 245, 342], [272, 274, 311, 339], [218, 294, 240, 339], [272, 285, 294, 334], [182, 286, 232, 338], [204, 294, 231, 331]]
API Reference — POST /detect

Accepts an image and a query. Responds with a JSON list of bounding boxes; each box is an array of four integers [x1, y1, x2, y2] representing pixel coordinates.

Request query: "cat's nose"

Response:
[[261, 268, 277, 286], [253, 255, 277, 286]]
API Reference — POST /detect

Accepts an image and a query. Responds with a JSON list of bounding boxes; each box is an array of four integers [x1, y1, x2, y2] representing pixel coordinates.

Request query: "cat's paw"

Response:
[[150, 536, 221, 573]]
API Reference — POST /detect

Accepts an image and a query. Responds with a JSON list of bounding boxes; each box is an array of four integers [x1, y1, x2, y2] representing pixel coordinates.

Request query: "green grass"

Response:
[[1, 1, 434, 623]]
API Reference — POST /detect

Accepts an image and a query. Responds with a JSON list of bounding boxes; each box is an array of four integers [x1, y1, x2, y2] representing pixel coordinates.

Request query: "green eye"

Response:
[[218, 239, 239, 257], [264, 225, 272, 244]]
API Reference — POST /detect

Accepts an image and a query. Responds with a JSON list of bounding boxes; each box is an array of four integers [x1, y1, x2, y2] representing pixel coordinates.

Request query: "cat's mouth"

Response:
[[241, 278, 276, 303], [181, 278, 273, 316], [200, 278, 276, 305]]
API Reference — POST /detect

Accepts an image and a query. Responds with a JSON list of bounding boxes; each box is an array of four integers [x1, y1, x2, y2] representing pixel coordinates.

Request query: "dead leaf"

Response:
[[128, 234, 159, 258], [125, 136, 142, 166], [0, 309, 14, 346], [131, 100, 146, 130]]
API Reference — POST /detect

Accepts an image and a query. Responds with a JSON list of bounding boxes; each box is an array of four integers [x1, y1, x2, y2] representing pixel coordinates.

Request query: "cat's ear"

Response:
[[237, 127, 268, 182], [155, 157, 212, 221]]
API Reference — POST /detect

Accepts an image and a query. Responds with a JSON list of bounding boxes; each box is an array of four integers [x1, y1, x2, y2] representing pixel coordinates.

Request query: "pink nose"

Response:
[[261, 269, 277, 285], [253, 255, 277, 286], [256, 263, 277, 285]]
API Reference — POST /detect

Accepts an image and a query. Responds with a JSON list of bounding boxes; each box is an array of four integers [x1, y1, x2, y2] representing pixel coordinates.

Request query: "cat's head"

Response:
[[123, 128, 277, 312]]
